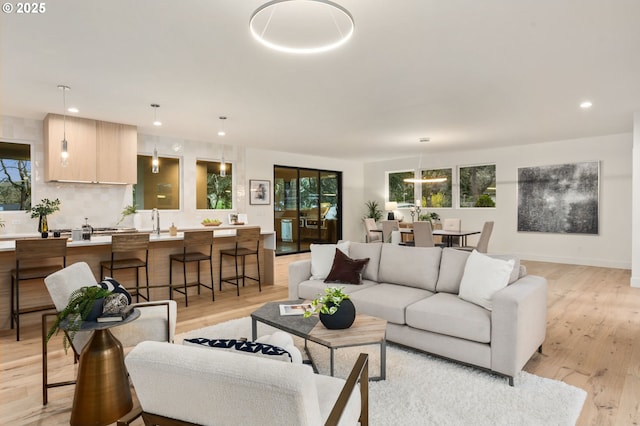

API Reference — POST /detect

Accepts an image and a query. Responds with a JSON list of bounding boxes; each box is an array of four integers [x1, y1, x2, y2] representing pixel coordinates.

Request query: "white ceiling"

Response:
[[2, 0, 639, 162]]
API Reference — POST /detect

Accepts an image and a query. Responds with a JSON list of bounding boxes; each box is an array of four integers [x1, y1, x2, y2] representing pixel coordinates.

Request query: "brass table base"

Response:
[[71, 329, 132, 426]]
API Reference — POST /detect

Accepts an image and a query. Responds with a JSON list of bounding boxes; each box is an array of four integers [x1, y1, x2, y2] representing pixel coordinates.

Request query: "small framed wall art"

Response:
[[249, 179, 270, 205]]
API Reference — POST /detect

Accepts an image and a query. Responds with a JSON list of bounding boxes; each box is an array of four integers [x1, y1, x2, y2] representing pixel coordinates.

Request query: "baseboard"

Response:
[[515, 253, 631, 270], [631, 277, 640, 288]]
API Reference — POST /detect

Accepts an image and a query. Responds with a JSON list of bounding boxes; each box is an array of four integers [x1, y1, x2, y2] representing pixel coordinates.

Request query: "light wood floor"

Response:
[[1, 255, 638, 425]]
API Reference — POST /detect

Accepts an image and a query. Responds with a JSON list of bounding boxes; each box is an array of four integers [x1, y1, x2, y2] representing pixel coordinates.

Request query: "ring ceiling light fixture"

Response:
[[250, 0, 354, 54]]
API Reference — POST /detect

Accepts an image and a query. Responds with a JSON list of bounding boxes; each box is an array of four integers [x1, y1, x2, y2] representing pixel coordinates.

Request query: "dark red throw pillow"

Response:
[[324, 248, 370, 285]]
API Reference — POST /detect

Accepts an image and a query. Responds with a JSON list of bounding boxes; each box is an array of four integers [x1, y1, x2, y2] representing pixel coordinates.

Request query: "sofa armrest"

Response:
[[288, 259, 312, 300], [490, 275, 547, 379]]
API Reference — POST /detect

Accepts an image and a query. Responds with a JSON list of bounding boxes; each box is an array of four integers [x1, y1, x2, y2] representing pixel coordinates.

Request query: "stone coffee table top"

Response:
[[251, 299, 387, 380]]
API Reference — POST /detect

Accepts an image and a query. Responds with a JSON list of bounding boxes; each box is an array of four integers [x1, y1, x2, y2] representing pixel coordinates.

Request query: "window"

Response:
[[196, 160, 232, 209], [459, 164, 496, 208], [134, 155, 180, 210], [388, 171, 415, 207], [421, 168, 452, 208], [0, 142, 31, 210]]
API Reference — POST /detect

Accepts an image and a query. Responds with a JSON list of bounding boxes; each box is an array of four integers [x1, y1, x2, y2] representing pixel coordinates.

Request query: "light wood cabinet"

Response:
[[96, 121, 137, 183], [44, 113, 97, 182], [44, 114, 137, 184]]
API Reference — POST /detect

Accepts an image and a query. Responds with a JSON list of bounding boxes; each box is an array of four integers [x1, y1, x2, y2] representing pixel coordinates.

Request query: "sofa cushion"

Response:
[[458, 250, 515, 310], [349, 283, 433, 325], [436, 249, 522, 294], [324, 249, 370, 285], [406, 293, 491, 343], [310, 242, 350, 280], [298, 279, 376, 301], [378, 244, 441, 291], [435, 248, 471, 294], [183, 338, 295, 363], [348, 242, 383, 282]]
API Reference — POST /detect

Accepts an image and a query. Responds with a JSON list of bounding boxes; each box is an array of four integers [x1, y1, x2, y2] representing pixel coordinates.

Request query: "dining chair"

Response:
[[442, 218, 462, 247], [363, 218, 382, 243], [169, 230, 215, 307], [412, 221, 436, 247], [381, 220, 399, 243], [100, 233, 150, 303], [219, 227, 262, 296], [457, 221, 494, 253], [42, 261, 177, 405], [11, 237, 67, 341]]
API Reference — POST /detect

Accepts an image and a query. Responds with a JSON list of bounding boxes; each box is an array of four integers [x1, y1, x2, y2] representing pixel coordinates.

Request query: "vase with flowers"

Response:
[[29, 198, 61, 237], [303, 286, 356, 329]]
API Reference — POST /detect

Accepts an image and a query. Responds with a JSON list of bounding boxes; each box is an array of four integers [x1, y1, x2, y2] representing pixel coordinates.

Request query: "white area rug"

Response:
[[177, 317, 586, 426]]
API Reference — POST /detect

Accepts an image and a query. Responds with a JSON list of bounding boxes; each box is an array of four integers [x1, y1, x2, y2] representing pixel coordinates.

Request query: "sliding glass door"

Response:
[[274, 166, 341, 255]]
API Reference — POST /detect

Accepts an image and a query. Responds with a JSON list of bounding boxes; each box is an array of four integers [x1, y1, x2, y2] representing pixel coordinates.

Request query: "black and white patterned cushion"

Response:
[[183, 338, 293, 362], [98, 277, 132, 305]]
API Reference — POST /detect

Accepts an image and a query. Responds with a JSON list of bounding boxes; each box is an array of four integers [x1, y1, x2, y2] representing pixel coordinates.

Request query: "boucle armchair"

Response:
[[42, 261, 177, 404], [121, 341, 369, 426]]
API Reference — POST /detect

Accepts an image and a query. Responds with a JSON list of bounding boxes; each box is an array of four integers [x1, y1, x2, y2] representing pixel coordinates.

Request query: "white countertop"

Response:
[[0, 226, 275, 252]]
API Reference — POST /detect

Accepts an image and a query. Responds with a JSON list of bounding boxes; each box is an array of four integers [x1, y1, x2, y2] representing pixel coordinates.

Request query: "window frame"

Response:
[[458, 163, 497, 208], [134, 153, 182, 211]]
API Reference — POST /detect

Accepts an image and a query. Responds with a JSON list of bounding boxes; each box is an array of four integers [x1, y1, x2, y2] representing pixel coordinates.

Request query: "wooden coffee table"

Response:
[[251, 300, 387, 381]]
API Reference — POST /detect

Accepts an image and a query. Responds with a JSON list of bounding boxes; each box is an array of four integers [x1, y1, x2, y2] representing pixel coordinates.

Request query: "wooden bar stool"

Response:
[[11, 237, 67, 341], [169, 230, 214, 306], [219, 227, 261, 296], [100, 233, 150, 303]]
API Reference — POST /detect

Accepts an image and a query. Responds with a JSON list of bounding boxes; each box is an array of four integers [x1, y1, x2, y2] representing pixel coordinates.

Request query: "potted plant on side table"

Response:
[[46, 286, 112, 352], [303, 286, 356, 330], [29, 197, 61, 237]]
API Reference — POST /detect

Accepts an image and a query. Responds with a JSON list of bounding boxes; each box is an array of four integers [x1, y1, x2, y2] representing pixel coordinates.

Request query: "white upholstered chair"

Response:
[[363, 218, 382, 243], [121, 341, 369, 426], [42, 262, 178, 405], [381, 220, 399, 243], [457, 221, 494, 253], [412, 221, 436, 247], [442, 218, 462, 247]]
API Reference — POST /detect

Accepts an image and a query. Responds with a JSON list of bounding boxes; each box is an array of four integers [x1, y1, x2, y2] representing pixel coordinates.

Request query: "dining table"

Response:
[[372, 226, 481, 247]]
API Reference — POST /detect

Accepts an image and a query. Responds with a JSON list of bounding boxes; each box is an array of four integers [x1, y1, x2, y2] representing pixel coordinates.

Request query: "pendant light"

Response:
[[151, 104, 160, 173], [404, 138, 447, 183], [58, 85, 70, 167], [218, 116, 227, 177], [249, 0, 355, 55]]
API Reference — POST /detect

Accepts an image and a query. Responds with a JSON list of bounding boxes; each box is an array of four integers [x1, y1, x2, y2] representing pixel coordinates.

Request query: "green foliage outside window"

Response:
[[421, 168, 452, 208], [388, 171, 414, 206], [459, 164, 496, 208], [0, 142, 31, 211]]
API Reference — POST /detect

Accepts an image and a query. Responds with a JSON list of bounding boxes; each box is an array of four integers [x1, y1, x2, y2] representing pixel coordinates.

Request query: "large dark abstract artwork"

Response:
[[517, 161, 599, 234]]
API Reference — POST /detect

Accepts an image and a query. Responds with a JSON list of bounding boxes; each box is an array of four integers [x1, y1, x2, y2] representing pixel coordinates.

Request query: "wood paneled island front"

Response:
[[0, 226, 275, 331]]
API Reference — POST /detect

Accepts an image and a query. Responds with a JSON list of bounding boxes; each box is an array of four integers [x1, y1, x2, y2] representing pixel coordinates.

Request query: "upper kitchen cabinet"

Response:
[[44, 113, 97, 182], [44, 114, 137, 184], [96, 121, 137, 184]]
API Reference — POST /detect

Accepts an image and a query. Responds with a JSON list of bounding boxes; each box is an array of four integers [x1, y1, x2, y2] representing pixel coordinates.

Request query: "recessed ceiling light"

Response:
[[580, 101, 593, 109], [67, 107, 79, 113]]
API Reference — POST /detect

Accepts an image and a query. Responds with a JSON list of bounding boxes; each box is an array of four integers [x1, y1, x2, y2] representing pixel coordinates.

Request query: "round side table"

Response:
[[65, 309, 140, 426]]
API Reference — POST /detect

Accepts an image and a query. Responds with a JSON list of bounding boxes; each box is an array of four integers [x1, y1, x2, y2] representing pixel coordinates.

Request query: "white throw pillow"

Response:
[[310, 241, 350, 280], [458, 250, 515, 310]]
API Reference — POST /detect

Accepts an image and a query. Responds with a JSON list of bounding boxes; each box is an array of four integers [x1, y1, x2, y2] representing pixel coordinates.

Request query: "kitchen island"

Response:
[[0, 226, 276, 331]]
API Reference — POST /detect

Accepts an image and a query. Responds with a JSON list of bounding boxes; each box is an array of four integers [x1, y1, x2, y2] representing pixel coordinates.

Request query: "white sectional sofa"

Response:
[[288, 242, 547, 385]]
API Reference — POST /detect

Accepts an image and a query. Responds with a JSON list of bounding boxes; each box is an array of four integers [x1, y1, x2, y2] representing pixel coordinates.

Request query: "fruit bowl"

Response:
[[201, 219, 222, 226]]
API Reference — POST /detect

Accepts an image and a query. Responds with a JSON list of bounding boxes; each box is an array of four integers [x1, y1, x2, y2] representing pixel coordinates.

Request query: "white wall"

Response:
[[364, 133, 633, 269], [632, 113, 640, 287], [245, 148, 364, 242]]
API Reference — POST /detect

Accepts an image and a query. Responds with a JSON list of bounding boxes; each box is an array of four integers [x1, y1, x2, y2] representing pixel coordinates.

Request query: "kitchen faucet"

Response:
[[151, 208, 160, 235]]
